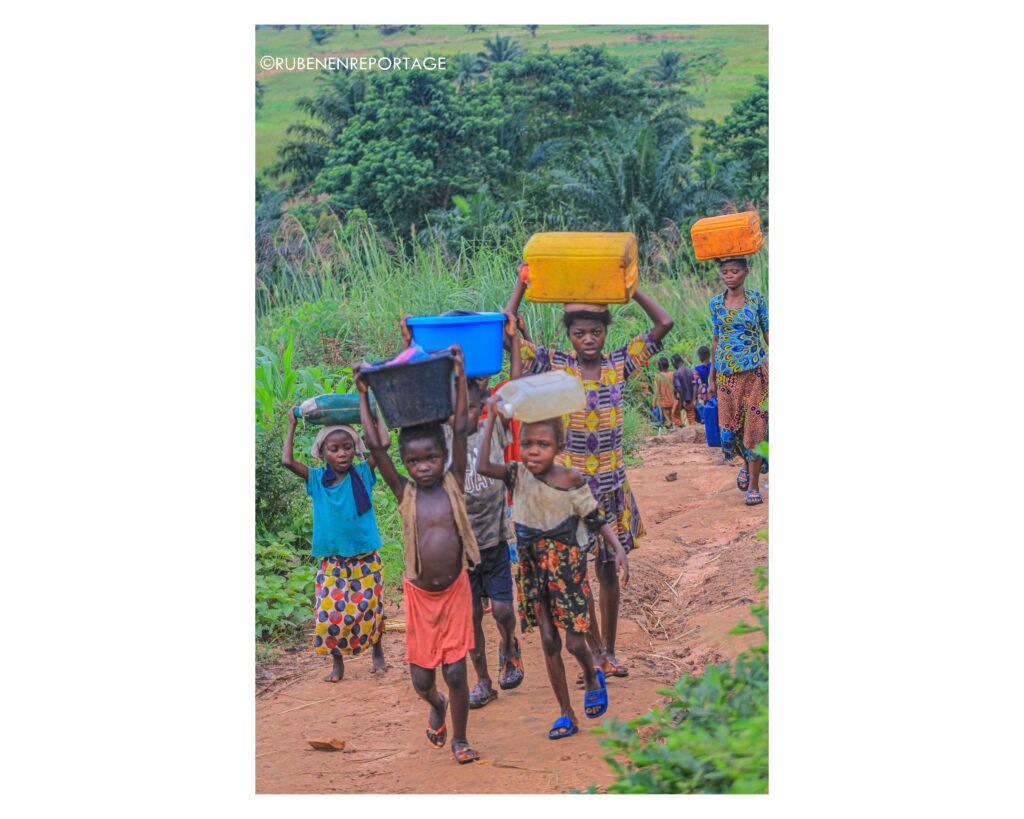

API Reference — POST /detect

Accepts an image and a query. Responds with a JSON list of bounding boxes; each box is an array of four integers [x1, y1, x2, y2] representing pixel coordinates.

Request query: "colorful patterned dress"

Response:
[[520, 330, 661, 560], [709, 288, 769, 461], [504, 462, 609, 632]]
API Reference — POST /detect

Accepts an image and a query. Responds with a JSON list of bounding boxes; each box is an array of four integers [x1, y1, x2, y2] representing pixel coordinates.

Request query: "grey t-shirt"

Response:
[[445, 421, 513, 550]]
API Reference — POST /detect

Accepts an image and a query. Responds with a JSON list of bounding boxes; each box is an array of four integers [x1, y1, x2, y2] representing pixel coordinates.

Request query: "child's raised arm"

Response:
[[355, 365, 406, 501], [632, 289, 675, 343], [502, 268, 529, 352], [281, 409, 310, 481], [449, 345, 469, 488], [504, 310, 522, 382], [475, 395, 507, 481]]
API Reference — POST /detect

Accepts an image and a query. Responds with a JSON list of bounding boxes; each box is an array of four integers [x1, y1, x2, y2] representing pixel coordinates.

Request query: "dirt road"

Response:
[[255, 431, 768, 794]]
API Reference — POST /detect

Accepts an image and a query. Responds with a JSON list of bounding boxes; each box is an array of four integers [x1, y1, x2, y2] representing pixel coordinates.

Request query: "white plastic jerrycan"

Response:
[[495, 371, 586, 423]]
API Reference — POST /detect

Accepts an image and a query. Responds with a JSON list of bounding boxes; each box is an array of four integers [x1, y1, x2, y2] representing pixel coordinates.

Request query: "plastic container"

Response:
[[702, 396, 722, 448], [690, 211, 764, 261], [293, 393, 375, 426], [522, 232, 639, 304], [406, 312, 506, 377], [494, 371, 586, 423], [362, 349, 455, 428]]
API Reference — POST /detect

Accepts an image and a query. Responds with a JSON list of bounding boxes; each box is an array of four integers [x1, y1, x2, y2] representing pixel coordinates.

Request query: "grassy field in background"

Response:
[[255, 24, 768, 174]]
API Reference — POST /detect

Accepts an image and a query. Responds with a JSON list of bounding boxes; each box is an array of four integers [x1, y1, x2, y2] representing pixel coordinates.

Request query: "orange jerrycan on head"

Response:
[[522, 232, 639, 304], [690, 211, 764, 261]]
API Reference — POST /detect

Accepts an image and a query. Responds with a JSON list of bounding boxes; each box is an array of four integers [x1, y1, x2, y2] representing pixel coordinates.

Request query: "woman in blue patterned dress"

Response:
[[707, 256, 769, 506]]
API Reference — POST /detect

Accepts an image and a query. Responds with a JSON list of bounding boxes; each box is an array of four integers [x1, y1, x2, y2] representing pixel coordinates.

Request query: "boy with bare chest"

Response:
[[356, 347, 481, 764]]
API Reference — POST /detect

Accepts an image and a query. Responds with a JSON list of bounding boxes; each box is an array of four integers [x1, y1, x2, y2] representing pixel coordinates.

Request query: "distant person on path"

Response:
[[694, 345, 712, 410], [707, 257, 769, 506], [506, 279, 674, 678], [672, 353, 697, 426], [654, 357, 679, 428], [280, 409, 389, 682], [356, 347, 482, 765]]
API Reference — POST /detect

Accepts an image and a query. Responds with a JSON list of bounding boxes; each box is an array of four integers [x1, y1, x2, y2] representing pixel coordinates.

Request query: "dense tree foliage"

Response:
[[265, 45, 768, 246], [700, 76, 768, 202]]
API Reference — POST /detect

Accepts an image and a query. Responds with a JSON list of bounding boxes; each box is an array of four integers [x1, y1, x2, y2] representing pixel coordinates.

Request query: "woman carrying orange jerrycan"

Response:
[[707, 256, 769, 506], [505, 270, 673, 678]]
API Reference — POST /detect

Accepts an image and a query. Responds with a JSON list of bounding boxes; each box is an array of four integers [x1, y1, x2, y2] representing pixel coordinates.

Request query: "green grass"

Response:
[[255, 24, 768, 174]]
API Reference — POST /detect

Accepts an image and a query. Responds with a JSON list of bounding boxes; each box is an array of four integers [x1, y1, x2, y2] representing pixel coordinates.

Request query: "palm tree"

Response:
[[479, 34, 524, 65], [647, 51, 683, 86], [543, 117, 701, 243], [450, 53, 486, 92], [309, 26, 334, 46], [268, 72, 369, 192]]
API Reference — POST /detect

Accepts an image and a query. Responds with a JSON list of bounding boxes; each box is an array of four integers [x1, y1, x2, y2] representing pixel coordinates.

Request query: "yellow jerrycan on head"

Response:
[[522, 232, 639, 304]]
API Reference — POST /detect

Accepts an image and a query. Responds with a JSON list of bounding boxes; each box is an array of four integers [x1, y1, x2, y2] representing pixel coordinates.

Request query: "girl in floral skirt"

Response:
[[476, 404, 629, 740], [281, 410, 390, 681]]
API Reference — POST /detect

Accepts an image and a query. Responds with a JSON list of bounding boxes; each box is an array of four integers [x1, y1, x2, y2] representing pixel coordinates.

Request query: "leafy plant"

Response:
[[592, 569, 768, 794], [255, 530, 316, 640]]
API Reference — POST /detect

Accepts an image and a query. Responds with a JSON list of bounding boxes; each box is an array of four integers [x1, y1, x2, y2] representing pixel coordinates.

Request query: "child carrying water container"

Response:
[[400, 313, 527, 708], [506, 279, 673, 678], [356, 347, 482, 765], [280, 411, 389, 682], [475, 402, 629, 739]]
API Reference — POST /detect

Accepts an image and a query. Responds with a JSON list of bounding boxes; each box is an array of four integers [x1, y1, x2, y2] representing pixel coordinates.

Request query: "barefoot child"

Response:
[[281, 413, 389, 682], [506, 280, 673, 677], [357, 347, 482, 764], [476, 403, 629, 739], [654, 356, 678, 429]]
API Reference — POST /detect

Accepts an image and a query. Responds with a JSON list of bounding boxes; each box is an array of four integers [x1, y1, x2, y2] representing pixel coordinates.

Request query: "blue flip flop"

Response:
[[584, 668, 608, 719], [548, 715, 578, 740]]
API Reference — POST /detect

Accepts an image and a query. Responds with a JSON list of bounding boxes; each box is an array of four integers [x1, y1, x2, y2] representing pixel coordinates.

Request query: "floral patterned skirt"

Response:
[[717, 363, 769, 461], [517, 537, 592, 633], [313, 552, 385, 656]]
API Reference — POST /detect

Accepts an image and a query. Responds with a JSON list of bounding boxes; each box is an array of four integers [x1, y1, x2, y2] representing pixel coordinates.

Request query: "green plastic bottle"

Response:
[[294, 394, 374, 426]]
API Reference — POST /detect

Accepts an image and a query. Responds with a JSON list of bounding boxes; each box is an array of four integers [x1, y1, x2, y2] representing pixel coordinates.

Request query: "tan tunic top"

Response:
[[506, 462, 602, 549], [398, 470, 480, 581]]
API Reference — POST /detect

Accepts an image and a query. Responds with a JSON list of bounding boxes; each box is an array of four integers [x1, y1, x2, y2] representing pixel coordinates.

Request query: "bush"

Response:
[[594, 569, 768, 794]]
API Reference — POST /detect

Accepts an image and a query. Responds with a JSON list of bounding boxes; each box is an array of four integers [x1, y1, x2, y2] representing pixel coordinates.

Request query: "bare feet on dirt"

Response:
[[371, 641, 388, 673], [323, 655, 344, 683]]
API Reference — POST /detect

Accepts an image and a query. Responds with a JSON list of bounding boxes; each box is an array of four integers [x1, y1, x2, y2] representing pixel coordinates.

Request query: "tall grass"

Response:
[[256, 218, 768, 370]]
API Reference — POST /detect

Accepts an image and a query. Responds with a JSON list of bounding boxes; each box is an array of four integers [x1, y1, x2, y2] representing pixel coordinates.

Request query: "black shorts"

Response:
[[469, 540, 514, 603]]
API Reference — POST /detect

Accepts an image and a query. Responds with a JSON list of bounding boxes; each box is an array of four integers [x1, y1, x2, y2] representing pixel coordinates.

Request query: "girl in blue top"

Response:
[[282, 411, 390, 682]]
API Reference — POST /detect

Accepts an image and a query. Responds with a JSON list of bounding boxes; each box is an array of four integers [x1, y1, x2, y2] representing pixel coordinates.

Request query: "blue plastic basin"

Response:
[[407, 312, 506, 377]]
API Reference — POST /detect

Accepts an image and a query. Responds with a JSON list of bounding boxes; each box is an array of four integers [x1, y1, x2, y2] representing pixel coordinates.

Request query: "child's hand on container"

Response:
[[399, 313, 413, 349], [449, 344, 464, 376], [503, 310, 517, 338], [289, 407, 300, 428], [353, 363, 371, 394]]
